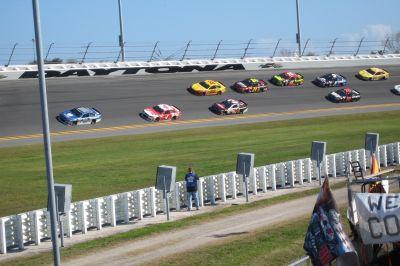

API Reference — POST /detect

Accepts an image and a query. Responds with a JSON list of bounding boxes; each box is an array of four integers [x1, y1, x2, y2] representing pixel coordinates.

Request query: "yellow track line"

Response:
[[1, 103, 400, 142]]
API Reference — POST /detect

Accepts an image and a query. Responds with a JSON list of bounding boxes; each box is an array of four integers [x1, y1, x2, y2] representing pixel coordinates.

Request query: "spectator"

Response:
[[185, 167, 199, 211]]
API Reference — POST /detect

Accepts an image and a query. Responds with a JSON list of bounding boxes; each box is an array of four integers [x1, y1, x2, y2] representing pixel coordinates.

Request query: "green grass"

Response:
[[1, 110, 400, 216], [157, 207, 350, 266], [3, 182, 346, 266]]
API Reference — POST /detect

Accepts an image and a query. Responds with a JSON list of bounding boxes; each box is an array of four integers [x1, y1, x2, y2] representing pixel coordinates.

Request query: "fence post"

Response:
[[149, 187, 157, 217], [80, 42, 92, 64], [219, 174, 227, 202], [136, 190, 144, 220], [80, 201, 88, 234], [301, 38, 310, 56], [33, 211, 41, 245], [288, 161, 295, 187], [148, 41, 159, 62], [328, 38, 338, 57], [306, 158, 312, 183], [114, 42, 126, 63], [123, 193, 130, 223], [95, 199, 102, 230], [5, 43, 18, 67], [181, 40, 192, 61], [198, 179, 204, 207], [354, 37, 364, 56], [297, 160, 304, 185], [241, 39, 252, 59], [271, 164, 277, 191], [109, 196, 116, 227], [272, 38, 281, 58], [212, 40, 222, 60], [17, 215, 24, 250], [229, 173, 237, 199], [44, 42, 54, 62], [175, 183, 181, 211], [0, 218, 6, 254], [260, 167, 267, 192]]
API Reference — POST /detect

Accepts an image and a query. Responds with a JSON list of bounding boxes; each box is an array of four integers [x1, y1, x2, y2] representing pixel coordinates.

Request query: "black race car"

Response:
[[326, 87, 360, 103], [313, 73, 348, 87], [209, 99, 248, 115], [233, 78, 268, 93]]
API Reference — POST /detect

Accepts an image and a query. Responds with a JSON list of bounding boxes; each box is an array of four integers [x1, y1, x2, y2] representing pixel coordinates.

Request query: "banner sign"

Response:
[[355, 193, 400, 244], [304, 178, 357, 265]]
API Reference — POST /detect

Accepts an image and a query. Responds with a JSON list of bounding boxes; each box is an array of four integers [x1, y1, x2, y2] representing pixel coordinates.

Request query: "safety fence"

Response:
[[0, 142, 399, 254], [1, 38, 398, 66]]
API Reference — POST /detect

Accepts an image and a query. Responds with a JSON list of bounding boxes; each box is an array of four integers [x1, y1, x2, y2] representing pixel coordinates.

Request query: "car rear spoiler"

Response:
[[172, 105, 181, 112], [239, 100, 248, 106]]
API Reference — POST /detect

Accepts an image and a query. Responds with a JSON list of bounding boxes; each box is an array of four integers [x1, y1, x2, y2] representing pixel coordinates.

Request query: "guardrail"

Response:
[[1, 53, 399, 81], [0, 142, 399, 254]]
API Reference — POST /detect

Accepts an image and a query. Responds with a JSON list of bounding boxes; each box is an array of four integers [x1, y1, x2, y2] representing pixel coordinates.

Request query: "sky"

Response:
[[0, 0, 399, 62]]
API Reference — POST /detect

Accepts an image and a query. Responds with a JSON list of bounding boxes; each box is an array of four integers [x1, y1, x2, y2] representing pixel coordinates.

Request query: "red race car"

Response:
[[233, 78, 268, 93], [140, 104, 181, 122]]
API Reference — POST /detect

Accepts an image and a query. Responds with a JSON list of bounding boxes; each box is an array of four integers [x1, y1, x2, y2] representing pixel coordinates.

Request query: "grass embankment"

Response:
[[4, 182, 346, 266], [1, 110, 400, 216], [158, 208, 350, 266]]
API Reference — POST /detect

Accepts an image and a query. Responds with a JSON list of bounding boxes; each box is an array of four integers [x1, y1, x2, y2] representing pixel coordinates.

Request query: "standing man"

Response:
[[185, 167, 200, 211]]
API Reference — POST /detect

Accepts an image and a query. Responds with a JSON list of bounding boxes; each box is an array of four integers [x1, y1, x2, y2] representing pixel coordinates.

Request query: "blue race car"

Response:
[[57, 107, 102, 126], [313, 73, 348, 87]]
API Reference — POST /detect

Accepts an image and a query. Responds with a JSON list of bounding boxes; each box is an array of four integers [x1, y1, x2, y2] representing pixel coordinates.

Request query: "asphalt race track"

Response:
[[0, 65, 399, 146]]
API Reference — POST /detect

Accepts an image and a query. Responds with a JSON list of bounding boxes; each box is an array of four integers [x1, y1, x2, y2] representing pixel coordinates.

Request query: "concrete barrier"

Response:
[[0, 54, 399, 81]]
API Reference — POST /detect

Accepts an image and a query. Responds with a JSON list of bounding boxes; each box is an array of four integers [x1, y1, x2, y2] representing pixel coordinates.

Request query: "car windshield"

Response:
[[71, 108, 82, 117], [366, 69, 376, 75], [244, 79, 257, 86], [199, 81, 210, 89], [153, 105, 164, 113]]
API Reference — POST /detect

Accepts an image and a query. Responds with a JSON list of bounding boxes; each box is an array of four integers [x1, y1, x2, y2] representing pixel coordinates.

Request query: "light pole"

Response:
[[118, 0, 125, 62], [295, 0, 302, 57], [31, 0, 60, 265]]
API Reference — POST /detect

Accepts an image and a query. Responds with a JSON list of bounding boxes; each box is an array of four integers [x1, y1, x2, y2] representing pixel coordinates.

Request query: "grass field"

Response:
[[1, 110, 400, 216]]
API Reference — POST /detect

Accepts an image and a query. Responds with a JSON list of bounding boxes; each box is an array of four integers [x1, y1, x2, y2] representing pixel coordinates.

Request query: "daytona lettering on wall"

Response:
[[354, 193, 400, 244], [18, 64, 245, 79]]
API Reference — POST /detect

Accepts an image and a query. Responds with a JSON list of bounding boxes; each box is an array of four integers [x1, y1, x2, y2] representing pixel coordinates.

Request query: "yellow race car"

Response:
[[357, 67, 389, 81], [189, 80, 226, 96]]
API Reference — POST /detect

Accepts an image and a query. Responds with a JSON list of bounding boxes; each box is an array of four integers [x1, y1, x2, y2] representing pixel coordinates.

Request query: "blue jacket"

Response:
[[185, 172, 199, 192]]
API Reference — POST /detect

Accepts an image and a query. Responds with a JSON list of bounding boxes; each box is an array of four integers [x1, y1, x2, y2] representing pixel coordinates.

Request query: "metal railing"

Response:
[[1, 37, 398, 66]]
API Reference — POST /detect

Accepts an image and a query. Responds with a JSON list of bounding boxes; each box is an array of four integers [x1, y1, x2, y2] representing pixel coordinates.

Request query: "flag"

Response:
[[304, 178, 357, 265], [370, 152, 380, 175]]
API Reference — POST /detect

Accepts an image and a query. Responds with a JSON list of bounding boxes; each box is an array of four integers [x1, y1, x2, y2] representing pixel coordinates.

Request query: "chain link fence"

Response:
[[1, 37, 398, 66]]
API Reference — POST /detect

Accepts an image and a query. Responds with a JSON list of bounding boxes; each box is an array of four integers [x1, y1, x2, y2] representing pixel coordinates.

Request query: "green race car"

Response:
[[270, 71, 304, 86]]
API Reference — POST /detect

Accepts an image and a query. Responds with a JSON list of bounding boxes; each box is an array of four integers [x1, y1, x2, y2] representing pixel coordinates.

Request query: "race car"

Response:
[[326, 87, 361, 103], [140, 104, 181, 122], [57, 107, 102, 126], [209, 99, 248, 115], [269, 71, 304, 86], [391, 84, 400, 95], [313, 73, 348, 87], [357, 67, 389, 81], [189, 80, 226, 95], [233, 78, 268, 93]]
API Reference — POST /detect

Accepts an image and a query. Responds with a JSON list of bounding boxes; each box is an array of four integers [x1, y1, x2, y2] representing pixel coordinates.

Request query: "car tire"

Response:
[[91, 119, 96, 124], [155, 118, 160, 122], [172, 116, 177, 120], [218, 91, 222, 95], [203, 92, 206, 96], [73, 121, 78, 126]]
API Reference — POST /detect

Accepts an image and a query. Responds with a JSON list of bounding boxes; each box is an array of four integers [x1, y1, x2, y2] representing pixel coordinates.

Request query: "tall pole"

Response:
[[31, 1, 60, 265], [118, 0, 125, 62], [295, 0, 302, 57]]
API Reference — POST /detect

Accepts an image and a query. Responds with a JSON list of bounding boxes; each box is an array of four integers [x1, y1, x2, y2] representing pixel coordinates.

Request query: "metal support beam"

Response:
[[211, 40, 222, 60], [328, 38, 338, 57], [45, 42, 54, 62], [148, 41, 159, 62], [31, 0, 60, 265], [382, 37, 390, 54], [301, 38, 310, 56], [115, 42, 126, 63], [117, 0, 125, 62], [241, 39, 252, 59], [80, 42, 92, 64], [354, 37, 365, 56], [5, 43, 18, 67], [181, 40, 191, 61], [295, 0, 302, 57], [272, 38, 281, 58]]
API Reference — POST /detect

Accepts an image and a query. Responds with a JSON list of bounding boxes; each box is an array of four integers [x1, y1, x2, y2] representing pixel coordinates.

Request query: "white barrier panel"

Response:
[[0, 142, 398, 254], [0, 54, 399, 81]]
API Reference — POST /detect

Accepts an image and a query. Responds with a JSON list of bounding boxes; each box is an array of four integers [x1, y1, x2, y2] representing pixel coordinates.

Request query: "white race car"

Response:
[[391, 85, 400, 95]]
